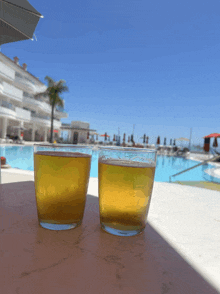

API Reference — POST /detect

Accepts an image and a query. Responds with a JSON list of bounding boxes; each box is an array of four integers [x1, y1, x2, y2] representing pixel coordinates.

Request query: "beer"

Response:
[[34, 151, 91, 226], [98, 158, 156, 234]]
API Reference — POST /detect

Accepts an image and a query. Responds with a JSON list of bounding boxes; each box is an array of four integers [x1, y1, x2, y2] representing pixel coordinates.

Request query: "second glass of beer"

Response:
[[34, 145, 92, 230], [98, 147, 157, 236]]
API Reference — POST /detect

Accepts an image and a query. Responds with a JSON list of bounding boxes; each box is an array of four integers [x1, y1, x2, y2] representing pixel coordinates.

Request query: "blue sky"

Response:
[[1, 0, 220, 146]]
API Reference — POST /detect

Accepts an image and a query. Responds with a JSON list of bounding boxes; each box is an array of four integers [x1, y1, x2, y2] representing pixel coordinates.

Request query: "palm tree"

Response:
[[34, 76, 68, 143]]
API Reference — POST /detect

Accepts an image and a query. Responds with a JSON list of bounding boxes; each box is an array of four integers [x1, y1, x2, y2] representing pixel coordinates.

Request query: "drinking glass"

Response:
[[98, 147, 157, 236], [34, 144, 92, 230]]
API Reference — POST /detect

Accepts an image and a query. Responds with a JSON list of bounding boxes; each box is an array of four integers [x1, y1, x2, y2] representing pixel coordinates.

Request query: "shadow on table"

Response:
[[0, 182, 219, 294]]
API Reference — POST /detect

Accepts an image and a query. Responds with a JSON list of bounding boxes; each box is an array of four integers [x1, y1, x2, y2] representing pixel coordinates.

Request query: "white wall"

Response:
[[15, 107, 31, 121], [71, 121, 89, 129]]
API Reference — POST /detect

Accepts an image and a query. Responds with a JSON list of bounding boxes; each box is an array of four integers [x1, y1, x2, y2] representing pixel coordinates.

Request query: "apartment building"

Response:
[[0, 53, 68, 142]]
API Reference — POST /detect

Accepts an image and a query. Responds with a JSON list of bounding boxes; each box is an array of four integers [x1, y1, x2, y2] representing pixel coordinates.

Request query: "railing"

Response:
[[169, 150, 220, 182], [0, 99, 15, 111], [31, 112, 60, 123], [31, 112, 50, 120], [15, 72, 36, 86]]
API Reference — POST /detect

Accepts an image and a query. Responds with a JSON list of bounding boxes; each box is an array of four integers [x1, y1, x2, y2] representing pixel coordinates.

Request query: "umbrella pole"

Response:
[[189, 128, 192, 151]]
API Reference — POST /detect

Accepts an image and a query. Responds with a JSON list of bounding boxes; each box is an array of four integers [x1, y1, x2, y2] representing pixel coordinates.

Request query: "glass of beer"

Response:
[[34, 144, 92, 230], [98, 147, 157, 236]]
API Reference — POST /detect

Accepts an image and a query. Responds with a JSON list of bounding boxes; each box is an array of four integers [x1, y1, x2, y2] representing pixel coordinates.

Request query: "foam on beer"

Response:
[[35, 151, 91, 158], [99, 158, 156, 168]]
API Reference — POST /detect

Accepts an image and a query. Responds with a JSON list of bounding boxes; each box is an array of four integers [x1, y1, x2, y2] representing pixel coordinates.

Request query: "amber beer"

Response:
[[34, 151, 91, 229], [99, 158, 156, 236]]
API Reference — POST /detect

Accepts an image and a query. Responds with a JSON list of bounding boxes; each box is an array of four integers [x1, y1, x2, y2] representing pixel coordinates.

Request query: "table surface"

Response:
[[0, 180, 220, 294]]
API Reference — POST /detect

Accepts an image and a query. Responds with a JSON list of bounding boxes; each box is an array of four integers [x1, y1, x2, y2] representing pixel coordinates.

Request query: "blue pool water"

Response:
[[0, 145, 217, 182]]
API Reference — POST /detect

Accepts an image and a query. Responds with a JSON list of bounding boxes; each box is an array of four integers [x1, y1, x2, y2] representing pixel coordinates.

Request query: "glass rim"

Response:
[[34, 144, 92, 149], [97, 146, 157, 153]]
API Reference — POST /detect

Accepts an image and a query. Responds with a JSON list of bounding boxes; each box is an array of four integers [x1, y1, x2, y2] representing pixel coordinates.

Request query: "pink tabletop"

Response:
[[0, 181, 218, 294]]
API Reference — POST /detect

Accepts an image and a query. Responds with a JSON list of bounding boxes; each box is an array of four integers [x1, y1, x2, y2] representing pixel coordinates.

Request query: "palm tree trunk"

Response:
[[50, 104, 55, 143]]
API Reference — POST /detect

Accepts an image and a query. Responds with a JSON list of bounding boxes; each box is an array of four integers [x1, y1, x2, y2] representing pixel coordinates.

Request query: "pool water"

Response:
[[0, 145, 216, 182]]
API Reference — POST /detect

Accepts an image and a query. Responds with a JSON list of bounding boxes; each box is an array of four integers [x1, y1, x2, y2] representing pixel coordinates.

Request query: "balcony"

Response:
[[15, 107, 31, 121], [0, 100, 16, 118], [14, 72, 37, 93], [31, 113, 61, 128], [23, 94, 51, 114], [54, 109, 68, 118], [1, 81, 23, 102], [0, 99, 31, 121], [0, 61, 15, 82], [23, 93, 68, 118]]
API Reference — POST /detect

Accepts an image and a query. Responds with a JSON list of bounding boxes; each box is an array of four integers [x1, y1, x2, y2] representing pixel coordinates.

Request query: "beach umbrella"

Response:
[[146, 136, 149, 144], [143, 134, 146, 144], [203, 137, 210, 152], [100, 133, 109, 141], [100, 133, 109, 137], [0, 0, 43, 46], [131, 134, 134, 143], [204, 133, 220, 138], [113, 134, 116, 141], [173, 139, 176, 146], [164, 137, 166, 146], [176, 137, 190, 142], [49, 129, 58, 133], [96, 134, 98, 141], [213, 137, 218, 147], [87, 132, 89, 139], [123, 133, 126, 142], [157, 136, 160, 145], [170, 139, 172, 145], [128, 136, 130, 143]]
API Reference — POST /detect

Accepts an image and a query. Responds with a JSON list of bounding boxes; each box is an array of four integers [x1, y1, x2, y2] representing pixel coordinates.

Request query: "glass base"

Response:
[[39, 221, 80, 231], [101, 223, 144, 237]]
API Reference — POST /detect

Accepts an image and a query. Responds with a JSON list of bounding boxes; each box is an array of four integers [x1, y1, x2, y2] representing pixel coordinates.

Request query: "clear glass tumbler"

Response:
[[34, 144, 92, 230], [98, 147, 157, 236]]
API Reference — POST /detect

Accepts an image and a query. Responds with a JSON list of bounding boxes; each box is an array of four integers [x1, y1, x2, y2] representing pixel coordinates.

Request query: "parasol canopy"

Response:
[[100, 133, 109, 141], [204, 133, 220, 138], [176, 137, 189, 142], [0, 0, 43, 46]]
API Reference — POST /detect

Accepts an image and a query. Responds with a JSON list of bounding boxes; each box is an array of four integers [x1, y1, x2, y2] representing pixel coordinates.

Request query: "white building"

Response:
[[0, 53, 68, 142], [61, 121, 96, 144]]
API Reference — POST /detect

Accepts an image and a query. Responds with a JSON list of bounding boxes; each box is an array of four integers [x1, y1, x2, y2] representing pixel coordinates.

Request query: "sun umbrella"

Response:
[[113, 134, 116, 141], [0, 0, 43, 46], [100, 133, 109, 141], [128, 136, 130, 143], [213, 137, 218, 148], [164, 137, 166, 145], [173, 139, 176, 146], [123, 133, 126, 142], [143, 134, 146, 144], [203, 137, 210, 152], [204, 133, 220, 138], [156, 136, 160, 145], [176, 137, 189, 142], [87, 132, 89, 139], [170, 139, 172, 145], [49, 129, 58, 133], [146, 136, 149, 144]]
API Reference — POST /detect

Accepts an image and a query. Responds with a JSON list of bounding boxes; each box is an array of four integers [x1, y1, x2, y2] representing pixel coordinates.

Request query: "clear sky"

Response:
[[1, 0, 220, 146]]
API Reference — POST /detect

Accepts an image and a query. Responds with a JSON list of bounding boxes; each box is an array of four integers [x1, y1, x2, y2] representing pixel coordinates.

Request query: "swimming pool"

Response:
[[0, 145, 216, 182]]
